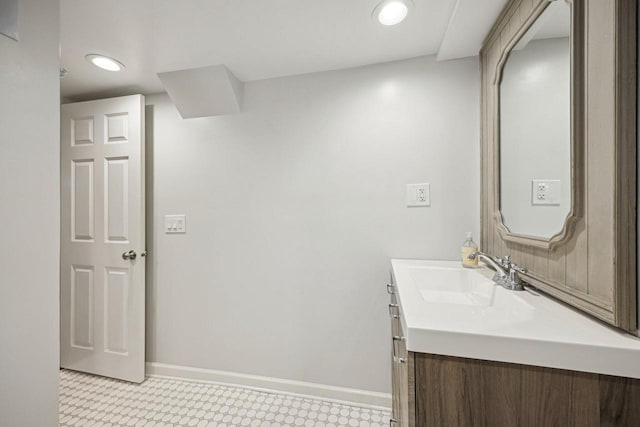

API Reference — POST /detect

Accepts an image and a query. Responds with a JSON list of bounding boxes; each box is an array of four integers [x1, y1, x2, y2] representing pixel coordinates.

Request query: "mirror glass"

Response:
[[499, 1, 571, 239]]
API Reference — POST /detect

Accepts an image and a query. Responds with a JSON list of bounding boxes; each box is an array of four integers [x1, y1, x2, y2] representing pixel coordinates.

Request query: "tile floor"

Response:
[[59, 370, 391, 427]]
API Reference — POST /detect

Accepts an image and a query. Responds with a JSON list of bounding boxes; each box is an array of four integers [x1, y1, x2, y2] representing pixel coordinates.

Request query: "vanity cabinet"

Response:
[[387, 284, 640, 427], [389, 289, 411, 426]]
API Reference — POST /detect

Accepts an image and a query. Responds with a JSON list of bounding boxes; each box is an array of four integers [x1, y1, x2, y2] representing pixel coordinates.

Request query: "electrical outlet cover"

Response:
[[531, 180, 561, 206], [407, 183, 431, 207]]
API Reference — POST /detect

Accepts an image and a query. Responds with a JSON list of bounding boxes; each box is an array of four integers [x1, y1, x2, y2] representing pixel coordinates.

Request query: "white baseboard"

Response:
[[145, 362, 391, 410]]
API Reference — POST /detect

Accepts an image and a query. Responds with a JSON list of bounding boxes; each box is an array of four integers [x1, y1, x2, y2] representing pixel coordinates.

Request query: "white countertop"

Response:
[[391, 259, 640, 379]]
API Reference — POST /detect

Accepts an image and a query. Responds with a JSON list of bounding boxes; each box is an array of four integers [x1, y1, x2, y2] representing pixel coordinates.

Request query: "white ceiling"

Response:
[[514, 1, 570, 51], [60, 0, 508, 100], [437, 0, 508, 61], [532, 0, 571, 40]]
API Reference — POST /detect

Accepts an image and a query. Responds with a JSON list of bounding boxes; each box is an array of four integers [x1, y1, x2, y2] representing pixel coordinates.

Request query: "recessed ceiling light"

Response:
[[373, 0, 411, 26], [85, 54, 125, 72]]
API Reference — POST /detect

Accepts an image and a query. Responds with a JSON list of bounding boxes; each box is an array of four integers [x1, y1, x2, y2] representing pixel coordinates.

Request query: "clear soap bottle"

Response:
[[461, 232, 478, 268]]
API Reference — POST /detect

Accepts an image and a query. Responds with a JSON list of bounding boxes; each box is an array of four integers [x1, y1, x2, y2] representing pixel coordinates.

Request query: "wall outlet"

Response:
[[407, 183, 431, 207], [531, 180, 560, 205], [165, 214, 186, 233]]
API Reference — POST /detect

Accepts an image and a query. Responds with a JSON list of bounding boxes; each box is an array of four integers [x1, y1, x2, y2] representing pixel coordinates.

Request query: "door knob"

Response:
[[122, 250, 137, 260]]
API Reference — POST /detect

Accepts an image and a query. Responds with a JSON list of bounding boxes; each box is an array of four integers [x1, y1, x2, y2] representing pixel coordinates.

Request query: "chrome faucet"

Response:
[[468, 252, 527, 291]]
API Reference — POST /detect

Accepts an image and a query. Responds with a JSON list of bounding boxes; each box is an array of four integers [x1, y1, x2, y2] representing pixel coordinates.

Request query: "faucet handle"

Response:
[[511, 263, 527, 274], [504, 263, 528, 290], [500, 255, 511, 268]]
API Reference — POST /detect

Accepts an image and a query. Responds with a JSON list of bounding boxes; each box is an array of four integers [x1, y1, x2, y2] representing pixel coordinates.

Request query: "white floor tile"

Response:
[[59, 370, 390, 427]]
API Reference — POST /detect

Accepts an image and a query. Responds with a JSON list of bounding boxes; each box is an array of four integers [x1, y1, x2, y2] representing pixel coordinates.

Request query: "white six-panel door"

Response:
[[60, 95, 145, 383]]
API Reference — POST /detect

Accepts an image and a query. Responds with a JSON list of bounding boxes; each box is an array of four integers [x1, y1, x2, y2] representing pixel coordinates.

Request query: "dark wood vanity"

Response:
[[393, 350, 640, 427], [389, 285, 640, 426]]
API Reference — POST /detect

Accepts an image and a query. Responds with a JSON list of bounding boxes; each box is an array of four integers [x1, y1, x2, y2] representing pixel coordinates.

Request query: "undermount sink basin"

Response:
[[409, 267, 495, 306]]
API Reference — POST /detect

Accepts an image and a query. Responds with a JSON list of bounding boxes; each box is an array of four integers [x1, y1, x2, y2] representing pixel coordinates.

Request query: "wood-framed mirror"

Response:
[[480, 0, 636, 331], [493, 0, 584, 250]]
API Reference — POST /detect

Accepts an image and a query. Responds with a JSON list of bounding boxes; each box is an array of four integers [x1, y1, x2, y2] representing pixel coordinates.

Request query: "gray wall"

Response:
[[145, 55, 480, 393], [0, 0, 61, 425]]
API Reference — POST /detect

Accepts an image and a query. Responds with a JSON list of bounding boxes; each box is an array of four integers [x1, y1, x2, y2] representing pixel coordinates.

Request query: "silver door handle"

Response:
[[122, 250, 137, 260]]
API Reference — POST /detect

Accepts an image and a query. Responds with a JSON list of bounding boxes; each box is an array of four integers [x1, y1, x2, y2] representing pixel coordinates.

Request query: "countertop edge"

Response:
[[405, 326, 640, 379]]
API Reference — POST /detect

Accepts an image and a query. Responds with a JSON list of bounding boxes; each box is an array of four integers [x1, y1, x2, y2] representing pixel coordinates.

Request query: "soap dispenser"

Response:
[[461, 232, 478, 268]]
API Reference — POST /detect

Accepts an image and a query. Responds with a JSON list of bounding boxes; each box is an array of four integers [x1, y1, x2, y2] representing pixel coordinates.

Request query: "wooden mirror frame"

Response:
[[481, 0, 636, 331], [492, 0, 584, 250]]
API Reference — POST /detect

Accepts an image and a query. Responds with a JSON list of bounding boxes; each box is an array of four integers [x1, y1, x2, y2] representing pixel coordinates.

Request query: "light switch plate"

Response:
[[531, 180, 561, 205], [407, 183, 431, 207], [165, 214, 186, 233]]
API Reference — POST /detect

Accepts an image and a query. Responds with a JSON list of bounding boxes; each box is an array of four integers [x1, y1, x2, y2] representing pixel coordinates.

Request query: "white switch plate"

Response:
[[165, 214, 186, 233], [407, 183, 431, 207], [531, 180, 561, 205]]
